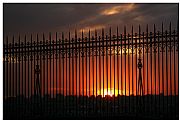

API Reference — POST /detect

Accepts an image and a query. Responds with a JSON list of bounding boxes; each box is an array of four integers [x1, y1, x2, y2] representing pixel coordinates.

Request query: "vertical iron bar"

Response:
[[124, 26, 126, 114], [46, 36, 49, 113], [43, 33, 45, 113], [10, 36, 14, 113], [176, 20, 179, 116], [17, 36, 21, 117], [157, 31, 160, 115], [98, 33, 101, 117], [88, 30, 91, 116], [65, 37, 68, 114], [142, 32, 145, 112], [53, 36, 55, 113], [33, 36, 35, 112], [27, 36, 30, 112], [95, 29, 98, 116], [58, 33, 61, 114], [131, 26, 134, 113], [146, 25, 149, 113], [18, 36, 21, 118], [109, 27, 112, 117], [82, 30, 84, 117], [138, 25, 142, 112], [49, 33, 52, 114], [69, 31, 71, 115], [165, 30, 168, 115], [150, 31, 152, 114], [128, 33, 130, 113], [75, 30, 78, 116], [6, 37, 9, 114], [3, 36, 5, 115], [161, 23, 164, 114], [92, 34, 94, 114], [36, 34, 38, 104], [38, 34, 42, 112], [37, 34, 40, 110], [102, 28, 105, 116], [56, 32, 58, 114], [30, 35, 33, 116], [15, 37, 18, 114], [40, 34, 42, 114], [18, 35, 22, 118], [120, 34, 123, 113], [135, 32, 137, 114], [114, 30, 116, 115], [78, 36, 81, 116], [154, 24, 157, 115], [86, 35, 88, 118], [24, 35, 26, 113], [173, 29, 176, 115], [52, 34, 54, 113], [72, 35, 74, 117], [106, 34, 108, 118], [117, 27, 120, 114], [9, 39, 11, 104], [169, 22, 172, 118], [21, 40, 23, 115], [62, 32, 65, 115], [12, 37, 15, 112]]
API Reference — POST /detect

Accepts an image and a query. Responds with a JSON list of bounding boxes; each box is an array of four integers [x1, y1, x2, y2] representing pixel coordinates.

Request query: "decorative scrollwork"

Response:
[[3, 30, 179, 62], [160, 43, 165, 52], [176, 41, 178, 51], [18, 56, 21, 62], [61, 50, 65, 58], [11, 56, 15, 63], [42, 55, 46, 60], [30, 55, 33, 61], [55, 53, 58, 59], [48, 54, 52, 59], [24, 55, 27, 61], [168, 42, 173, 52], [67, 49, 71, 58], [36, 55, 39, 60], [81, 48, 85, 57]]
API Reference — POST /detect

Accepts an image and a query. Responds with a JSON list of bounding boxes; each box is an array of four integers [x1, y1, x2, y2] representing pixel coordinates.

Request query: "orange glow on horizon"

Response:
[[97, 88, 129, 97]]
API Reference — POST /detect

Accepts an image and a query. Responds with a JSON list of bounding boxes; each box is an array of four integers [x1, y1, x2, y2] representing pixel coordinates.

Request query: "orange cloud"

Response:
[[100, 4, 135, 16], [79, 25, 106, 33]]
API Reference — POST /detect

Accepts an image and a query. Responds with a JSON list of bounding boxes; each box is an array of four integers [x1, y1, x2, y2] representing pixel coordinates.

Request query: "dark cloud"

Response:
[[3, 3, 179, 38], [4, 4, 102, 32]]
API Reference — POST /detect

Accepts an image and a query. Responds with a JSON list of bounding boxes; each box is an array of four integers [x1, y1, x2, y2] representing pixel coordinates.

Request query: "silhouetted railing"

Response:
[[3, 23, 179, 119]]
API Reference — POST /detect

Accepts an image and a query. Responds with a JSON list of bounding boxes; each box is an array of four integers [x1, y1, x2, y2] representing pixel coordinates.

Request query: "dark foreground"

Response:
[[4, 95, 179, 120]]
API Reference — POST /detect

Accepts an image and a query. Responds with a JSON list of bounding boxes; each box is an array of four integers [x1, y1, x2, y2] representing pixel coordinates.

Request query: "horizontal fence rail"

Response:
[[3, 23, 179, 119], [4, 32, 179, 56]]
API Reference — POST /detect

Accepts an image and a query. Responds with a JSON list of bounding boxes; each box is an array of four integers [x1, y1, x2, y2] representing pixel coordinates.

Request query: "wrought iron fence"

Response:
[[3, 23, 179, 119]]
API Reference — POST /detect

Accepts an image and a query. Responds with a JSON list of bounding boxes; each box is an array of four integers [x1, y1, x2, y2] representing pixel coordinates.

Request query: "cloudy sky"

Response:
[[3, 3, 179, 39]]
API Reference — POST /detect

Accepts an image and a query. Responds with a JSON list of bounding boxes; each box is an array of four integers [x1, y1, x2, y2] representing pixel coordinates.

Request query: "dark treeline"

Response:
[[4, 94, 179, 119]]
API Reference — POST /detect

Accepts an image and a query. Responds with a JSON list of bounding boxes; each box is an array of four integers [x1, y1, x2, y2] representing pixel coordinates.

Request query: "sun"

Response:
[[104, 90, 113, 97], [97, 88, 126, 97]]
